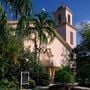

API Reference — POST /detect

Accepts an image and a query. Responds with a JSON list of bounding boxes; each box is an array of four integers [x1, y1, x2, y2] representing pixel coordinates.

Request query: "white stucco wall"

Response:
[[23, 36, 70, 68], [66, 10, 73, 25], [56, 25, 66, 40], [66, 25, 76, 48], [40, 37, 70, 67], [8, 21, 18, 28]]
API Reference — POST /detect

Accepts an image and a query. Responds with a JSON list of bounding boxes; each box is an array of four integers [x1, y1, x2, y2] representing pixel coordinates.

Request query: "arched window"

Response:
[[68, 14, 71, 24]]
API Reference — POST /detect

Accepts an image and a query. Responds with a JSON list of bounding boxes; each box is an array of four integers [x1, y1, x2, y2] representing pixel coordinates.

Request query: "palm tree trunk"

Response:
[[38, 36, 42, 62], [34, 36, 38, 62]]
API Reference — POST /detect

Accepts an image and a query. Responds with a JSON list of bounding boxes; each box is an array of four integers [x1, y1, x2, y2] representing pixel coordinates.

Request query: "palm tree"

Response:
[[5, 0, 32, 18], [30, 10, 55, 60], [16, 15, 31, 42], [0, 3, 21, 64], [0, 5, 20, 84], [0, 4, 8, 59], [3, 0, 33, 48]]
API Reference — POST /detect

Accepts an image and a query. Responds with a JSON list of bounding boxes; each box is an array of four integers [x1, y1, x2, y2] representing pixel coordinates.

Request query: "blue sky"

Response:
[[1, 0, 90, 43], [1, 0, 90, 25], [32, 0, 90, 44], [32, 0, 90, 25]]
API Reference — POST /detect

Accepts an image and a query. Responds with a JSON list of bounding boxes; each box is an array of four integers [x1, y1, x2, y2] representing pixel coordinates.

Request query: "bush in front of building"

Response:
[[54, 66, 75, 84], [76, 63, 90, 86], [31, 67, 50, 86], [29, 79, 36, 89], [38, 72, 50, 86]]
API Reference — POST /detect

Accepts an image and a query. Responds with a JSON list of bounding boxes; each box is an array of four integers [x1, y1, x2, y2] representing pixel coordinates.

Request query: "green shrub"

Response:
[[29, 79, 36, 89], [54, 66, 75, 84], [76, 64, 90, 84], [0, 77, 19, 89], [38, 73, 50, 86], [29, 62, 50, 86]]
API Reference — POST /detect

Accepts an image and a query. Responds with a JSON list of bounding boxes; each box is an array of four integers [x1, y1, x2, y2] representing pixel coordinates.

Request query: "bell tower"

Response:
[[53, 5, 76, 48]]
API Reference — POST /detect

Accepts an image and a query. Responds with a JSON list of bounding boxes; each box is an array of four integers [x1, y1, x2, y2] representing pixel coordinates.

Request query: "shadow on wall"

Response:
[[60, 47, 70, 66]]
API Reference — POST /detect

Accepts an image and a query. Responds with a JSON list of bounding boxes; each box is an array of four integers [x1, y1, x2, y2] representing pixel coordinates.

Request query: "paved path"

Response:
[[74, 86, 90, 90]]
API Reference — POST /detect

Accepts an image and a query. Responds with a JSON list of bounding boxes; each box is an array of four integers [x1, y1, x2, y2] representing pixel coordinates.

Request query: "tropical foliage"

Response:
[[18, 50, 50, 86], [30, 10, 55, 61], [0, 4, 20, 88], [5, 0, 32, 17], [54, 66, 75, 84], [32, 11, 55, 46], [0, 0, 55, 88], [75, 25, 90, 85]]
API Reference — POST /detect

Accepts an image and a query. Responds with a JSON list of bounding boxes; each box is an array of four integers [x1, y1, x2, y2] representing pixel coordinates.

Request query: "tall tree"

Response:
[[30, 10, 55, 59], [3, 0, 32, 43], [0, 4, 20, 88], [0, 3, 9, 60], [75, 26, 90, 85], [5, 0, 32, 18], [0, 3, 20, 64]]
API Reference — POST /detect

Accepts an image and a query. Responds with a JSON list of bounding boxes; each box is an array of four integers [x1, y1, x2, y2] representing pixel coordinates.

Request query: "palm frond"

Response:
[[32, 10, 55, 53], [5, 0, 32, 18]]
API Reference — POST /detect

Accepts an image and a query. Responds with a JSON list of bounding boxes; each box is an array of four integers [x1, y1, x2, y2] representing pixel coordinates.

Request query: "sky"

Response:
[[32, 0, 90, 25], [32, 0, 90, 44], [1, 0, 90, 43], [1, 0, 90, 25]]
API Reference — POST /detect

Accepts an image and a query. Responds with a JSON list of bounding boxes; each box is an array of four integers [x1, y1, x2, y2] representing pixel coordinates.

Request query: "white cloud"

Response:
[[76, 20, 90, 44], [76, 20, 90, 30]]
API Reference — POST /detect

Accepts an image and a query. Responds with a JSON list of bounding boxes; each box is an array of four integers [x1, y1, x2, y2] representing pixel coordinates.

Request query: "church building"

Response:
[[8, 5, 76, 79], [40, 5, 76, 78]]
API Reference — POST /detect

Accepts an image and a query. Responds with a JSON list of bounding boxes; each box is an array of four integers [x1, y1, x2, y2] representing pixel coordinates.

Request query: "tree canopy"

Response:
[[0, 1, 55, 88], [75, 25, 90, 85], [5, 0, 32, 18]]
